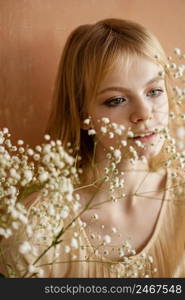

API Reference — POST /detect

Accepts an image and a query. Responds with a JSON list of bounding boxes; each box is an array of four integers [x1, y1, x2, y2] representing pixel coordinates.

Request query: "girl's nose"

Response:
[[129, 98, 152, 124]]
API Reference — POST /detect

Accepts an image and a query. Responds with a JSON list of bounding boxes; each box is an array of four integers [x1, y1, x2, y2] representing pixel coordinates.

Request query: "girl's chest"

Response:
[[80, 198, 163, 261]]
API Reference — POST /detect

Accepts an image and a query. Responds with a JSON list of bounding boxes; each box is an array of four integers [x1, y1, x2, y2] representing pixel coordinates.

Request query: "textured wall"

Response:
[[0, 0, 185, 146]]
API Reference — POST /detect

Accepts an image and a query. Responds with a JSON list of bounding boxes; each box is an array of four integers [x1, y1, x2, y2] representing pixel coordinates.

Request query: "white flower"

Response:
[[64, 245, 71, 253], [103, 235, 111, 244], [7, 186, 17, 196], [134, 140, 144, 148], [118, 249, 125, 257], [169, 112, 175, 119], [37, 268, 44, 276], [60, 205, 69, 219], [100, 126, 107, 134], [114, 149, 121, 161], [2, 128, 9, 134], [0, 228, 6, 237], [154, 54, 160, 59], [115, 128, 122, 135], [91, 213, 99, 220], [0, 137, 5, 144], [127, 130, 134, 138], [108, 132, 114, 139], [111, 227, 117, 233], [35, 145, 42, 152], [83, 118, 91, 125], [158, 71, 164, 77], [90, 233, 96, 240], [33, 153, 40, 160], [17, 140, 24, 145], [19, 241, 31, 254], [174, 48, 181, 55], [66, 193, 73, 202], [111, 122, 118, 129], [38, 172, 49, 183], [121, 140, 127, 147], [26, 225, 33, 237], [44, 134, 51, 141], [28, 264, 37, 273], [71, 238, 78, 249], [27, 148, 34, 156], [11, 221, 19, 230], [88, 129, 96, 135], [170, 63, 176, 69], [148, 255, 154, 263], [101, 117, 110, 124], [43, 144, 52, 154], [9, 168, 19, 179], [24, 170, 33, 182]]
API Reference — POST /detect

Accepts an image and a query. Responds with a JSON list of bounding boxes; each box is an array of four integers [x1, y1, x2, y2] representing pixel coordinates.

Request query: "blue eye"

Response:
[[148, 88, 164, 97], [105, 97, 126, 107]]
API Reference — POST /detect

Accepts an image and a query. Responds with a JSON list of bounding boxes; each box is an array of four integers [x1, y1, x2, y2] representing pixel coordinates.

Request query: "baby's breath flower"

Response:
[[35, 145, 42, 152], [38, 172, 49, 183], [64, 246, 71, 253], [118, 248, 125, 257], [28, 264, 37, 273], [108, 132, 114, 139], [88, 129, 96, 135], [154, 54, 160, 59], [176, 127, 185, 139], [111, 227, 117, 233], [19, 241, 31, 254], [27, 148, 34, 156], [83, 118, 91, 125], [169, 112, 175, 119], [17, 140, 24, 145], [91, 213, 99, 220], [44, 134, 51, 141], [127, 130, 134, 138], [71, 237, 79, 249], [121, 140, 127, 147], [174, 48, 181, 55], [101, 117, 110, 124], [170, 63, 176, 69], [100, 126, 107, 134], [103, 235, 111, 244], [90, 233, 96, 240], [60, 205, 69, 219], [180, 114, 185, 120], [113, 149, 122, 162], [0, 136, 5, 144], [134, 140, 144, 148], [23, 170, 33, 182]]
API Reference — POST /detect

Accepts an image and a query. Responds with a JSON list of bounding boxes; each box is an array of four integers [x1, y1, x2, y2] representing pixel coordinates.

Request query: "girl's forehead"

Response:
[[100, 56, 164, 86]]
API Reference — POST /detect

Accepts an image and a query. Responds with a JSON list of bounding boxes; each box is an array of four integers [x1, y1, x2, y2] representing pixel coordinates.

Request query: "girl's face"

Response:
[[87, 55, 169, 161]]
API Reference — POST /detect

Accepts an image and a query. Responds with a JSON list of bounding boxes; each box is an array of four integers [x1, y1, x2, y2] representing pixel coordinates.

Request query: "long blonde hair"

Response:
[[45, 18, 175, 183]]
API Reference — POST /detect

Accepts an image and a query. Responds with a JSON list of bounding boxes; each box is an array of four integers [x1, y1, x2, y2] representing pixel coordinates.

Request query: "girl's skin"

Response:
[[77, 55, 169, 259]]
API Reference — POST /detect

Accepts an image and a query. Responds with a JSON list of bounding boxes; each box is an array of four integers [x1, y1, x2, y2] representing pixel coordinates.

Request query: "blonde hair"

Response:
[[45, 18, 175, 183]]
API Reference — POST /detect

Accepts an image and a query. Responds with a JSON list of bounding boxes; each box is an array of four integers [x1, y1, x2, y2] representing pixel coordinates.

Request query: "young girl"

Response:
[[1, 18, 185, 278]]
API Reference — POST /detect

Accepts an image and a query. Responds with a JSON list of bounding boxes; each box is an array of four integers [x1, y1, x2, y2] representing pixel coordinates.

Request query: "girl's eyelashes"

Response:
[[103, 88, 165, 107], [104, 97, 127, 107], [147, 88, 164, 97]]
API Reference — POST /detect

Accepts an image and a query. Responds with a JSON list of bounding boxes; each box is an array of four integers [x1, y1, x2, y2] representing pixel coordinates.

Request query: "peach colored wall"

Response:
[[0, 0, 185, 146]]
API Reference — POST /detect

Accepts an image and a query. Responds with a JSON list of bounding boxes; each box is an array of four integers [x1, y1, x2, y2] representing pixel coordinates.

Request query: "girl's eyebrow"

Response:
[[97, 76, 165, 95]]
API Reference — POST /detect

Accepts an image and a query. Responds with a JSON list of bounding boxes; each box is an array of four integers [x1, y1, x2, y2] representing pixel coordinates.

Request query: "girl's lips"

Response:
[[131, 132, 158, 143]]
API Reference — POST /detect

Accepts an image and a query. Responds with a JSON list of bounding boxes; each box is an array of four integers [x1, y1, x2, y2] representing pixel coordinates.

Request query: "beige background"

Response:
[[0, 0, 185, 147]]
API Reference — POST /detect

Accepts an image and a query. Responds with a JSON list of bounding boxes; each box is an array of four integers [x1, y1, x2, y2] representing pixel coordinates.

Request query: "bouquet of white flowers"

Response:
[[0, 48, 185, 278]]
